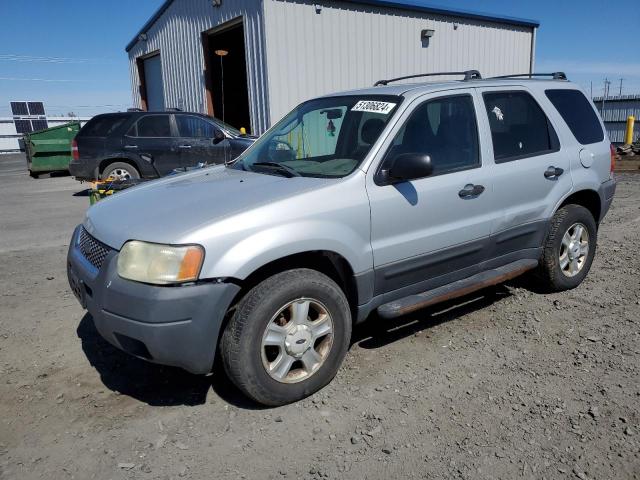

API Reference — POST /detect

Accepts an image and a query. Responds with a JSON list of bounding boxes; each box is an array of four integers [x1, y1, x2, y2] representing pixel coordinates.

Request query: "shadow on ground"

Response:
[[77, 281, 533, 409]]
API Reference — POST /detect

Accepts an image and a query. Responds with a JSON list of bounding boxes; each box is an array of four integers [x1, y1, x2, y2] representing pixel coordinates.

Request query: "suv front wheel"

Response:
[[539, 204, 597, 291], [221, 269, 352, 406]]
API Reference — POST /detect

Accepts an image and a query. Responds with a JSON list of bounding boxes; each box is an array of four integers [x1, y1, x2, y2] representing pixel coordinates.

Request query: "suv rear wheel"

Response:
[[101, 162, 140, 181], [538, 204, 597, 291], [221, 269, 351, 406]]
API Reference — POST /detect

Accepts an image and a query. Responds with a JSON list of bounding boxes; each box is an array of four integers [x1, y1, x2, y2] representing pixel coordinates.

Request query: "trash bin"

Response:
[[24, 121, 81, 178]]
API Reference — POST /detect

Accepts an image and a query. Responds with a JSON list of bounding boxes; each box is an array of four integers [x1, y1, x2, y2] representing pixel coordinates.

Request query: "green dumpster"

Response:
[[25, 121, 81, 178]]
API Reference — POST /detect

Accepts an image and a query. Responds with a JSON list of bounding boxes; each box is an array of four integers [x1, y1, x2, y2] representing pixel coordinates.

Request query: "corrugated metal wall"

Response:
[[127, 0, 270, 133], [595, 96, 640, 143], [263, 0, 534, 121]]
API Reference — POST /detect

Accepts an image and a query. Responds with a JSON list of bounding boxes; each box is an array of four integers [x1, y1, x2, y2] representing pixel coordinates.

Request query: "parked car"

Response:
[[68, 111, 255, 180], [67, 72, 615, 406]]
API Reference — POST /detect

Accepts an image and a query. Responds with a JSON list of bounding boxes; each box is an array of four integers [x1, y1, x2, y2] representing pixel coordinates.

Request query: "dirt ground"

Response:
[[1, 153, 639, 480]]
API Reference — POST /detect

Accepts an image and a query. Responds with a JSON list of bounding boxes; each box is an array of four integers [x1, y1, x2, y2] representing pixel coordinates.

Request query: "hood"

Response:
[[84, 165, 330, 249]]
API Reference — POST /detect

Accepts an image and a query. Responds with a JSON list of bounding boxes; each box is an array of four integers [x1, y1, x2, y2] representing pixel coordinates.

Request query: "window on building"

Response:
[[385, 94, 479, 176], [483, 91, 559, 162], [545, 89, 604, 145]]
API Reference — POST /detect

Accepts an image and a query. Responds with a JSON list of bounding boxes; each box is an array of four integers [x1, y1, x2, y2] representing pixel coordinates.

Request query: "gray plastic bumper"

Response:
[[67, 226, 240, 374], [598, 178, 616, 222]]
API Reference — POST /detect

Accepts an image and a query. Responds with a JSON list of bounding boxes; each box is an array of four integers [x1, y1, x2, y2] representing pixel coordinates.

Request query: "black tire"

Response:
[[538, 204, 597, 291], [29, 170, 39, 179], [221, 269, 352, 406], [101, 162, 140, 181]]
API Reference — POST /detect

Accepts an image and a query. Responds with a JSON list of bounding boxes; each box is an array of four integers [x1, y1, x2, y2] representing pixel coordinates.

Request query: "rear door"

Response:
[[477, 87, 572, 248], [174, 114, 228, 166], [124, 114, 178, 176], [77, 114, 129, 166], [367, 90, 496, 295]]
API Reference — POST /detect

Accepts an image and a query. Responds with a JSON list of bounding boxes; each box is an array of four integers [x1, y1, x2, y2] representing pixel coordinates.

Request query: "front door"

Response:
[[174, 114, 228, 166], [124, 114, 177, 176], [367, 91, 496, 296]]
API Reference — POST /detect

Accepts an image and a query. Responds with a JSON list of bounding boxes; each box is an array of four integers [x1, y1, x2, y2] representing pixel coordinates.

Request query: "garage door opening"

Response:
[[203, 20, 251, 133], [137, 52, 165, 111]]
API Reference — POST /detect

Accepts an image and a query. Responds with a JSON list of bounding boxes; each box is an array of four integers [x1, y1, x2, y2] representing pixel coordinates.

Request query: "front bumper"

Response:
[[67, 225, 240, 374]]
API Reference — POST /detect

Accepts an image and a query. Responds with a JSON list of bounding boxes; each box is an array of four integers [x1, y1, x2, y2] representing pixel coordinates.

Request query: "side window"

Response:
[[386, 95, 479, 176], [176, 115, 217, 138], [80, 115, 128, 137], [545, 89, 604, 145], [131, 115, 172, 138], [483, 91, 558, 162]]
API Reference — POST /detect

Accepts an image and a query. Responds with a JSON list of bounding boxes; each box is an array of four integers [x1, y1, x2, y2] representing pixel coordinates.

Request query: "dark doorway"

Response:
[[202, 20, 251, 133]]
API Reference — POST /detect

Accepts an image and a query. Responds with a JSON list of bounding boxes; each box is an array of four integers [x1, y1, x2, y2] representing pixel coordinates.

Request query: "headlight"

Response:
[[117, 241, 204, 285]]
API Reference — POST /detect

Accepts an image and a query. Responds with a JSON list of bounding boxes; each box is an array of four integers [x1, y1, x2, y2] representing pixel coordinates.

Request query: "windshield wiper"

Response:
[[251, 162, 301, 177]]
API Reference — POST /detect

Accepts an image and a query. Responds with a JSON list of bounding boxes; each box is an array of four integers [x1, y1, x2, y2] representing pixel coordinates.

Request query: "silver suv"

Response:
[[67, 71, 616, 406]]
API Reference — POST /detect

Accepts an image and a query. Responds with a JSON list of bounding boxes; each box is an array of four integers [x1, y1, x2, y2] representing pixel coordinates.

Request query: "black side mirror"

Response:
[[213, 129, 226, 144], [379, 153, 433, 185]]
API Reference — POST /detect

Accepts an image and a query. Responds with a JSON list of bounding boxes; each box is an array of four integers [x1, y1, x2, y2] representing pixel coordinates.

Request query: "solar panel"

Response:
[[11, 102, 28, 116], [27, 102, 45, 116], [31, 119, 49, 131], [14, 119, 33, 134]]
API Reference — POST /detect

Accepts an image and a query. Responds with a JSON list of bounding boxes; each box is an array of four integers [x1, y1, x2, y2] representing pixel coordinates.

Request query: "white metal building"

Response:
[[0, 117, 91, 152], [126, 0, 539, 134]]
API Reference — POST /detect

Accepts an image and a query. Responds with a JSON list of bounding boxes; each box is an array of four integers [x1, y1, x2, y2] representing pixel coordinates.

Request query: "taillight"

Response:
[[71, 138, 79, 161], [610, 143, 616, 177]]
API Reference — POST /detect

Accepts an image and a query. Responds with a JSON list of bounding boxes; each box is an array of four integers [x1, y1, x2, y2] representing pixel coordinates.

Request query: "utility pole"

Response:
[[619, 78, 624, 96], [590, 81, 593, 99], [602, 78, 611, 113]]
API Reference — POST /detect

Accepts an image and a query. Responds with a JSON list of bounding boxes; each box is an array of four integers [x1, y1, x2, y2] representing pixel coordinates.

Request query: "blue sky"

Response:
[[1, 0, 639, 117]]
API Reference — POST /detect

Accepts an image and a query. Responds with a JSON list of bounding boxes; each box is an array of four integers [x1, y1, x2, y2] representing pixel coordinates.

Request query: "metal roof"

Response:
[[126, 0, 539, 52]]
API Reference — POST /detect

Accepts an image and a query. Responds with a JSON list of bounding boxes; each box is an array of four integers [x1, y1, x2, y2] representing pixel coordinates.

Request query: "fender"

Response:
[[199, 219, 373, 281]]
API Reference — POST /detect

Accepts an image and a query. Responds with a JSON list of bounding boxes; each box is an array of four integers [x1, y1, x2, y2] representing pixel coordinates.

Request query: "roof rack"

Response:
[[491, 72, 567, 80], [374, 70, 482, 86]]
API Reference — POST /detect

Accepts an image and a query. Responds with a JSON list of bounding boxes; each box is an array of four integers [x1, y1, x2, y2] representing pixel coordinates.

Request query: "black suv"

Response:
[[69, 112, 255, 180]]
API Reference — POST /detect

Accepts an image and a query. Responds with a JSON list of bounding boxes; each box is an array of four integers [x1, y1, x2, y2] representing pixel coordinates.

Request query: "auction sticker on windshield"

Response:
[[351, 100, 396, 114]]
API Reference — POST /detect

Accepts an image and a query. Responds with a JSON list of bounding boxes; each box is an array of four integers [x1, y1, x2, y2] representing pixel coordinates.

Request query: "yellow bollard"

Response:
[[624, 115, 635, 145]]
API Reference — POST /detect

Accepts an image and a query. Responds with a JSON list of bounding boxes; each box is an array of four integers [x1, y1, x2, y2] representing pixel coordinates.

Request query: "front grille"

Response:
[[78, 227, 112, 270]]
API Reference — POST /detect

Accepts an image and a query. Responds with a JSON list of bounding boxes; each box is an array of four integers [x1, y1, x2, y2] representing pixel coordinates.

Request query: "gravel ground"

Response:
[[1, 154, 639, 480]]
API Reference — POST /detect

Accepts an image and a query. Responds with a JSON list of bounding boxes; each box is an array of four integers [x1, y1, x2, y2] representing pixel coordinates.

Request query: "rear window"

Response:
[[545, 89, 604, 145], [483, 91, 559, 163], [80, 115, 128, 137]]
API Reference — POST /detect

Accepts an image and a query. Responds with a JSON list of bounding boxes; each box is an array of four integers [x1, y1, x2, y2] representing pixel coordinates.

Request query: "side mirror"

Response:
[[379, 153, 433, 184], [213, 129, 226, 144]]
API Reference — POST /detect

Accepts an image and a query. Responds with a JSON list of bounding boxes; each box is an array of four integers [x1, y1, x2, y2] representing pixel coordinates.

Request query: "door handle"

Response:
[[458, 184, 485, 198], [178, 145, 192, 149], [544, 166, 564, 179], [124, 145, 138, 150]]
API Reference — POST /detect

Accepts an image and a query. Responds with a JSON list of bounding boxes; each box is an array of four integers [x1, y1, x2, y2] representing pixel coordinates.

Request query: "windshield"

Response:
[[211, 117, 242, 136], [230, 95, 402, 178]]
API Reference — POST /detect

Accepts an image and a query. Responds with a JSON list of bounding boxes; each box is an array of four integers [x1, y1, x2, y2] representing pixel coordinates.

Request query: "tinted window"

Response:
[[385, 95, 479, 176], [133, 115, 171, 137], [545, 89, 604, 145], [176, 115, 217, 138], [80, 115, 128, 137], [483, 91, 558, 162]]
